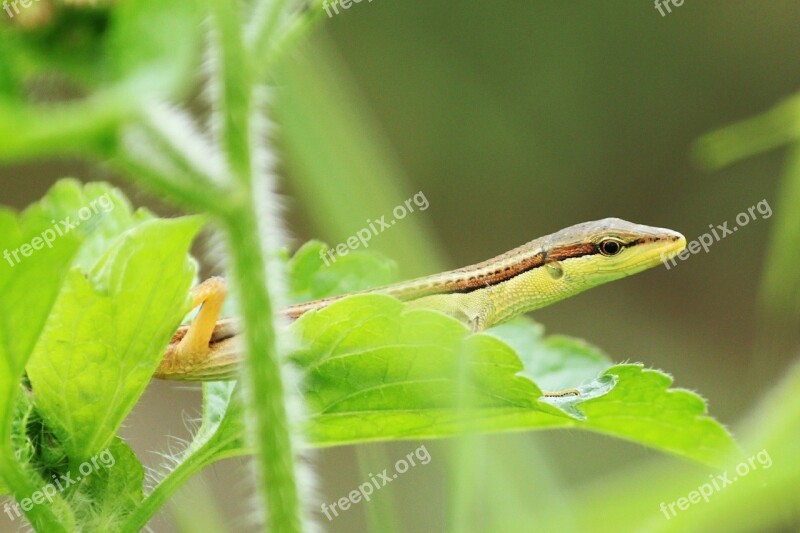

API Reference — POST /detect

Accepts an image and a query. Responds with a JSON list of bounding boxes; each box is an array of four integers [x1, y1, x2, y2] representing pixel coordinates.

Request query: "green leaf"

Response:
[[68, 438, 144, 530], [292, 295, 546, 414], [0, 180, 88, 529], [287, 240, 397, 302], [34, 179, 153, 272], [577, 364, 738, 466], [0, 185, 84, 374], [191, 382, 248, 461], [172, 241, 400, 470], [0, 181, 85, 434], [26, 216, 202, 460], [174, 244, 736, 468], [119, 381, 248, 532], [289, 294, 736, 466], [487, 318, 612, 391], [486, 318, 615, 419]]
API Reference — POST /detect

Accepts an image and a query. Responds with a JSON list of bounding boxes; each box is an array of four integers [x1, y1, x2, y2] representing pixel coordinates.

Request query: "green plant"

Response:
[[1, 2, 793, 532]]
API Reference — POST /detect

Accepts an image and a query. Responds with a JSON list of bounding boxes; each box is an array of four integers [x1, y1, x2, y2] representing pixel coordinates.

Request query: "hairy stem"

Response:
[[208, 1, 305, 529], [222, 205, 303, 532]]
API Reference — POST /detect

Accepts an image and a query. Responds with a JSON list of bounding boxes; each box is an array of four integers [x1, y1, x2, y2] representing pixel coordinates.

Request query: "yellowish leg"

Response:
[[174, 276, 228, 364]]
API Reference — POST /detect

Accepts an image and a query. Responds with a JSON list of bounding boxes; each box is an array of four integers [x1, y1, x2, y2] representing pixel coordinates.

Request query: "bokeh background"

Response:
[[2, 1, 799, 531]]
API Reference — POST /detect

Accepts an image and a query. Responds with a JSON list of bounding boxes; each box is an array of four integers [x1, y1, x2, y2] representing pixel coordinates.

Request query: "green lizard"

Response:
[[156, 217, 686, 392]]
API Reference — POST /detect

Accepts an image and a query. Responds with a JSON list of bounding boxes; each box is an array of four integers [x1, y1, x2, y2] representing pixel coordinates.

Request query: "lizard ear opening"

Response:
[[545, 261, 564, 280]]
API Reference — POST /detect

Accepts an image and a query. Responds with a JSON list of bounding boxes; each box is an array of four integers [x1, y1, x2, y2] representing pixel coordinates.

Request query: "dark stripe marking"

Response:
[[445, 242, 596, 294]]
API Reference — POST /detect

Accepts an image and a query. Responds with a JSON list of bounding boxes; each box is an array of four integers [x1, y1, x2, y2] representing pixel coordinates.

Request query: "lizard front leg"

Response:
[[405, 292, 495, 333], [155, 277, 236, 380]]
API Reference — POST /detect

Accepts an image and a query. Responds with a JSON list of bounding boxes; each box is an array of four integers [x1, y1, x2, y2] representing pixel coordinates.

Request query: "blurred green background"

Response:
[[2, 1, 799, 531]]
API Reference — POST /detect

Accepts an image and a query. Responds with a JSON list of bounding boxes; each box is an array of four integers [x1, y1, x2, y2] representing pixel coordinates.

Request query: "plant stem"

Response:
[[247, 0, 292, 63], [222, 205, 303, 532], [252, 0, 326, 81], [122, 444, 220, 531], [208, 2, 305, 528], [209, 1, 255, 186]]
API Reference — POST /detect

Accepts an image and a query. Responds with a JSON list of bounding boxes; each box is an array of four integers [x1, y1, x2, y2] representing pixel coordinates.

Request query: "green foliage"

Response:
[[0, 1, 794, 531], [0, 179, 740, 530], [287, 240, 397, 302], [0, 180, 91, 530], [0, 181, 199, 529], [68, 439, 144, 531], [285, 247, 735, 464], [0, 1, 325, 529], [291, 296, 734, 466], [26, 216, 200, 461]]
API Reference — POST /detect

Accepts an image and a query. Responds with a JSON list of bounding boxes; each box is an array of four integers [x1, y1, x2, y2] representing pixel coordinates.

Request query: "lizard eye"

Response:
[[599, 238, 623, 256]]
